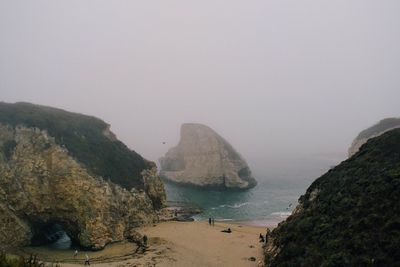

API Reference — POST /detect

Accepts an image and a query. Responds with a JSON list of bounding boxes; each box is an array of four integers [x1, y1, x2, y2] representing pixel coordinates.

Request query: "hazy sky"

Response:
[[1, 1, 400, 173]]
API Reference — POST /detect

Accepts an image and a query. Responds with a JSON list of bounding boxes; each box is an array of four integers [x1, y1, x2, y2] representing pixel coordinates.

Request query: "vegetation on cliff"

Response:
[[265, 129, 400, 266], [356, 117, 400, 139], [0, 102, 152, 189], [0, 252, 42, 267]]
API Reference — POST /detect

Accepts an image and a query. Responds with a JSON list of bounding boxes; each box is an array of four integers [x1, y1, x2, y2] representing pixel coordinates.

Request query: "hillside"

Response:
[[0, 102, 152, 189], [349, 117, 400, 157], [265, 129, 400, 266], [356, 118, 400, 139], [0, 102, 166, 250]]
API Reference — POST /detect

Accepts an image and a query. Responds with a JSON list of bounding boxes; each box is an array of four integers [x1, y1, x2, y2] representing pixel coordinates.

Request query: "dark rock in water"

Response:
[[160, 123, 257, 190], [174, 216, 195, 222], [0, 102, 166, 251], [265, 129, 400, 266], [162, 201, 202, 222]]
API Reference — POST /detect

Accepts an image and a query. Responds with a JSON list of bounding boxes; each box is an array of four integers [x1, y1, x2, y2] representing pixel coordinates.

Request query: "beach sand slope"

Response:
[[139, 221, 265, 267], [33, 221, 265, 267]]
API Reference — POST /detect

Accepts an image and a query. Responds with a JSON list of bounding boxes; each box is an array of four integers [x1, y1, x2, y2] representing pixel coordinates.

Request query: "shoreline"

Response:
[[230, 219, 282, 228], [166, 200, 290, 228], [192, 216, 288, 228]]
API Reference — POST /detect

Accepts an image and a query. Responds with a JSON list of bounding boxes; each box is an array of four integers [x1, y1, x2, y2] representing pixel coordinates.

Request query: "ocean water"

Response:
[[164, 154, 344, 226], [40, 154, 343, 250]]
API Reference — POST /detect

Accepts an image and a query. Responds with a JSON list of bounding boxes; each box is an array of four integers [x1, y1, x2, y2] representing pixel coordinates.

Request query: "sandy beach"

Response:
[[138, 221, 266, 267], [21, 221, 267, 267]]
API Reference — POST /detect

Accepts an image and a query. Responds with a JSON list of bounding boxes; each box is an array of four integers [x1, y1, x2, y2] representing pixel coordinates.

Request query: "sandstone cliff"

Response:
[[0, 102, 166, 250], [264, 129, 400, 266], [348, 117, 400, 157], [159, 123, 256, 190]]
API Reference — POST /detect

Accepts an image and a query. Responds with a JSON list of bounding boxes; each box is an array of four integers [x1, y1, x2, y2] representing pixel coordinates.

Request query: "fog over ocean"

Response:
[[164, 154, 344, 225]]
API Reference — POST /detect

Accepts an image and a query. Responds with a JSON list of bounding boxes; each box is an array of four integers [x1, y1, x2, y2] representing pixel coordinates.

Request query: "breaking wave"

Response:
[[270, 211, 292, 218], [218, 202, 256, 209]]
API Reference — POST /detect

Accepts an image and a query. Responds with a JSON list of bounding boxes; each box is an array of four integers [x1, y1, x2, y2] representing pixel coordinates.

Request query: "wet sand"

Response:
[[21, 221, 267, 267]]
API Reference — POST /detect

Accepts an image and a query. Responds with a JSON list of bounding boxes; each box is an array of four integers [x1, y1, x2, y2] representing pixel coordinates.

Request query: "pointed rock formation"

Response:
[[159, 123, 256, 190]]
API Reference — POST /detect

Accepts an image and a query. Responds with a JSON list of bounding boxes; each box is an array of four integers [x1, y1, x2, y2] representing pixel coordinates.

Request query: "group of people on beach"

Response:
[[208, 217, 233, 233], [259, 228, 270, 244], [68, 235, 150, 266], [73, 249, 91, 265]]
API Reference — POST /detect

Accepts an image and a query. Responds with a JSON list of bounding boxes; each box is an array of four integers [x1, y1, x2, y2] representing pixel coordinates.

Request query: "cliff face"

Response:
[[265, 129, 400, 267], [348, 117, 400, 157], [0, 103, 166, 250], [0, 102, 154, 190], [159, 123, 256, 190]]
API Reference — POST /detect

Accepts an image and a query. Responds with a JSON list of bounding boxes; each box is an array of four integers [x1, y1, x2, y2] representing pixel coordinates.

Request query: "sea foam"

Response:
[[270, 211, 292, 218], [219, 202, 256, 209]]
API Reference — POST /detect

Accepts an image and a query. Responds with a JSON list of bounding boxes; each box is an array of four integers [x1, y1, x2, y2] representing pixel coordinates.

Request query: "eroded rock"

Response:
[[159, 123, 256, 190], [0, 103, 166, 251]]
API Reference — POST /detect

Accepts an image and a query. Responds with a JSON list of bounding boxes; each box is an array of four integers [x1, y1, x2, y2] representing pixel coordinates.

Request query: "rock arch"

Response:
[[0, 126, 158, 250]]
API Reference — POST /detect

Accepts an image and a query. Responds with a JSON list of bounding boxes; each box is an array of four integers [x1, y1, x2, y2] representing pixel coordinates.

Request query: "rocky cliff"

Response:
[[348, 117, 400, 157], [0, 102, 166, 250], [264, 129, 400, 266], [159, 123, 256, 190]]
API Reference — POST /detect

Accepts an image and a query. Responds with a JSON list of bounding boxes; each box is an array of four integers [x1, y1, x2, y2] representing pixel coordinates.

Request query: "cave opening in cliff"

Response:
[[30, 222, 73, 250]]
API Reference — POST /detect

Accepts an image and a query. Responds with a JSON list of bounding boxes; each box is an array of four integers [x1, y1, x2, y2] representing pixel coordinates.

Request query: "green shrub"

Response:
[[0, 252, 43, 267]]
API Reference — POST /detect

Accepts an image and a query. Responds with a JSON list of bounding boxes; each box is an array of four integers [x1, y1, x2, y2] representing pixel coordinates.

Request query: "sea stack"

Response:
[[159, 123, 256, 190], [348, 117, 400, 157]]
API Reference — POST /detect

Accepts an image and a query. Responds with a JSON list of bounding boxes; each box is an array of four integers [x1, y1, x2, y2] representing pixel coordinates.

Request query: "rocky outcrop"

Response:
[[0, 102, 166, 250], [348, 117, 400, 157], [0, 102, 155, 190], [159, 123, 256, 190], [141, 167, 167, 210], [264, 129, 400, 266]]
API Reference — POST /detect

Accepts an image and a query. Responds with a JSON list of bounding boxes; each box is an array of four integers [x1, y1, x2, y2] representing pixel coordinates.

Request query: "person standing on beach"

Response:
[[74, 249, 78, 258], [212, 218, 215, 226], [259, 233, 265, 243], [209, 217, 212, 226], [265, 228, 270, 243], [84, 254, 90, 265]]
